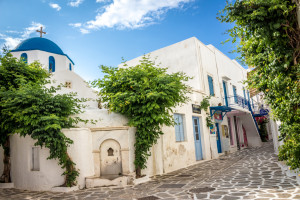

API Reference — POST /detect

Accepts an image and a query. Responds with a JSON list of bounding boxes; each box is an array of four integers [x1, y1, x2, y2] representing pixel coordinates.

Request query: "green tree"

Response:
[[219, 0, 300, 169], [0, 50, 83, 186], [92, 56, 191, 177]]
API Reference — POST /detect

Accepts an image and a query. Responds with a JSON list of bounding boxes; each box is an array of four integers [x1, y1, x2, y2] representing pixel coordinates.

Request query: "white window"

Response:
[[31, 147, 40, 171], [174, 114, 185, 142]]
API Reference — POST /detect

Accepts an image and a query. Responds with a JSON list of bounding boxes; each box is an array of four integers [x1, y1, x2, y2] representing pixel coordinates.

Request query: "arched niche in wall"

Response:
[[99, 139, 122, 176], [49, 56, 55, 72], [20, 53, 28, 64]]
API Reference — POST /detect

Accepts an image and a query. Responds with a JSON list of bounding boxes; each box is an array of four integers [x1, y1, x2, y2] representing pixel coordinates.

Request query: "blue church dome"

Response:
[[11, 37, 64, 55], [11, 37, 74, 64]]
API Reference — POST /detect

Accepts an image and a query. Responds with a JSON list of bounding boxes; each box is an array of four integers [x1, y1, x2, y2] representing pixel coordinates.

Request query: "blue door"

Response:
[[216, 123, 222, 153], [223, 81, 228, 106], [193, 117, 203, 160]]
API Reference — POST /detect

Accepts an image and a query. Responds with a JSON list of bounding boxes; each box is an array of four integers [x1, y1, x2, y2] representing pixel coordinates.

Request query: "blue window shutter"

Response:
[[174, 114, 181, 142], [174, 114, 184, 141], [233, 86, 237, 103], [69, 63, 72, 71], [243, 89, 246, 100], [208, 75, 214, 96]]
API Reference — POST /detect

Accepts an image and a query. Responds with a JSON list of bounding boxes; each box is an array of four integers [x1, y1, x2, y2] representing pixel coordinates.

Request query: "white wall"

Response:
[[122, 38, 218, 175], [122, 36, 263, 177], [11, 50, 73, 73], [51, 70, 98, 108], [9, 128, 94, 191]]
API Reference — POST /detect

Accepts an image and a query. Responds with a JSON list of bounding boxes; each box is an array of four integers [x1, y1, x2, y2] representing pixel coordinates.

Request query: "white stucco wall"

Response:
[[9, 128, 94, 191], [11, 50, 73, 73], [123, 36, 262, 177], [50, 70, 98, 108]]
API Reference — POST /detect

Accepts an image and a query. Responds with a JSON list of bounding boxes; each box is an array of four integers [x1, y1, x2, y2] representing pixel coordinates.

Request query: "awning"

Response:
[[210, 106, 234, 118]]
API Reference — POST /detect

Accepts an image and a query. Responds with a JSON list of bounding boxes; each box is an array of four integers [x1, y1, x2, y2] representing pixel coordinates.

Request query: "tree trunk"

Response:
[[0, 137, 11, 183], [136, 166, 141, 178]]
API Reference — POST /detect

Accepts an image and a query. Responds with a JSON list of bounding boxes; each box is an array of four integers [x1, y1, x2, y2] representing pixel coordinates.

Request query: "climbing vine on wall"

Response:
[[219, 0, 300, 169], [0, 50, 85, 186], [92, 56, 191, 177], [200, 96, 213, 128]]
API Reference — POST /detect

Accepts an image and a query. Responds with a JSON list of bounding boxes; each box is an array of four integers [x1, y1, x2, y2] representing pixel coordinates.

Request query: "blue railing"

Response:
[[223, 95, 249, 109], [223, 95, 261, 137]]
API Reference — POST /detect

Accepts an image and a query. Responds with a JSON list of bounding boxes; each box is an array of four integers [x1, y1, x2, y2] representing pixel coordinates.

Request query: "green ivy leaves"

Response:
[[219, 0, 300, 169], [92, 56, 191, 176], [0, 50, 84, 186]]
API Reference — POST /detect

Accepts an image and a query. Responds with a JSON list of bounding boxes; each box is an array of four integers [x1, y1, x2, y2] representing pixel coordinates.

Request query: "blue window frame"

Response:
[[20, 53, 27, 63], [223, 81, 228, 106], [207, 75, 214, 96], [49, 56, 55, 72], [69, 63, 72, 71], [174, 114, 185, 142], [233, 85, 238, 103]]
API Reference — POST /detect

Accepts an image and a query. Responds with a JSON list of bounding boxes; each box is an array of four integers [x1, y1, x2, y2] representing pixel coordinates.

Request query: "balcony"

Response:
[[223, 95, 250, 109]]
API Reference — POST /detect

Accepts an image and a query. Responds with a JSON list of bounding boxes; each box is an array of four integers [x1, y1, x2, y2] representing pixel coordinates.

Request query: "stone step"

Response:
[[85, 175, 130, 188]]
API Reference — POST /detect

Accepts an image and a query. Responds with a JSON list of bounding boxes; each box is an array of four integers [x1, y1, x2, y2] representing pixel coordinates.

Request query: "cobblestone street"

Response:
[[0, 141, 299, 200]]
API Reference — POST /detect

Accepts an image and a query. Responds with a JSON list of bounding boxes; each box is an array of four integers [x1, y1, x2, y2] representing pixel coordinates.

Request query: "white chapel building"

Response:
[[0, 36, 275, 191]]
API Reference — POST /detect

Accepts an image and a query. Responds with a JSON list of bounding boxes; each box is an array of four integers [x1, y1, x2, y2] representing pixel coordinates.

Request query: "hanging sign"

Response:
[[192, 104, 201, 114], [210, 124, 216, 134], [214, 111, 223, 123]]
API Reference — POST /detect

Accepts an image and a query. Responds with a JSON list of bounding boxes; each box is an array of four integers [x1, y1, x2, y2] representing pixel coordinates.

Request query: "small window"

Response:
[[20, 53, 28, 63], [49, 56, 55, 72], [174, 114, 185, 142], [65, 81, 72, 89], [108, 148, 114, 156], [233, 85, 238, 103], [31, 147, 40, 171], [69, 63, 72, 71], [207, 75, 214, 96]]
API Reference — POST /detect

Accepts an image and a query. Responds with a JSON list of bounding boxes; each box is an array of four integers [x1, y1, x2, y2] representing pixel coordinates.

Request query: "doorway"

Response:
[[215, 123, 222, 153], [192, 117, 203, 160]]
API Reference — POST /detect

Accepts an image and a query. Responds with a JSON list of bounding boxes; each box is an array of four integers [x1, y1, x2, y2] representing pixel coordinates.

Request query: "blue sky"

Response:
[[0, 0, 241, 81]]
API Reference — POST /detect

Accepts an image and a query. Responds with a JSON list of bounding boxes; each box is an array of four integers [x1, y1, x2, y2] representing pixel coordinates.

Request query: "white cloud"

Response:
[[49, 3, 61, 11], [69, 23, 82, 28], [0, 22, 45, 49], [71, 0, 192, 33], [80, 28, 90, 34], [68, 0, 84, 7]]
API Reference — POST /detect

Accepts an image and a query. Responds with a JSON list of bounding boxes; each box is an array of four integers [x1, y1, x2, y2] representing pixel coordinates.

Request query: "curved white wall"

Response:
[[11, 50, 73, 73]]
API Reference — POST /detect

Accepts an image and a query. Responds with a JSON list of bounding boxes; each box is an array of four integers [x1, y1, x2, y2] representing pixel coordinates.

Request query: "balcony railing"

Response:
[[223, 95, 250, 109]]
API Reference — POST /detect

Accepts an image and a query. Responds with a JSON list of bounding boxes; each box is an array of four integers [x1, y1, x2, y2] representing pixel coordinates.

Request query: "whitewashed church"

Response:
[[0, 31, 277, 191]]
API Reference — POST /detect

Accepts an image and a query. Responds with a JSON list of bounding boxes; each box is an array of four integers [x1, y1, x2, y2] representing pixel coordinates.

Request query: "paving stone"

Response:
[[276, 193, 291, 198], [0, 142, 298, 200]]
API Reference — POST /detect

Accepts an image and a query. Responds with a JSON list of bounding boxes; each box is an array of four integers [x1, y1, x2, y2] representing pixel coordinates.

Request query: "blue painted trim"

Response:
[[253, 113, 268, 117], [49, 56, 55, 72], [223, 81, 228, 106], [215, 123, 222, 153], [210, 106, 233, 120], [247, 101, 261, 137]]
